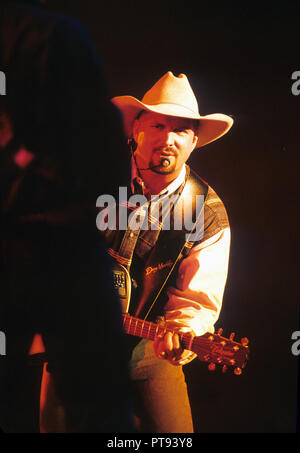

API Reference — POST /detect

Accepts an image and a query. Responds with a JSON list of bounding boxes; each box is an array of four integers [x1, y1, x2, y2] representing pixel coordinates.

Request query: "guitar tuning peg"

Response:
[[241, 337, 249, 346], [208, 362, 216, 371], [222, 365, 228, 373], [234, 367, 242, 375], [217, 328, 223, 336], [229, 332, 235, 341]]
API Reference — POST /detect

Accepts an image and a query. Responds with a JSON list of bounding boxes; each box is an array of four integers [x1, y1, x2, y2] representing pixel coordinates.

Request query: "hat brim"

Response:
[[111, 95, 233, 148]]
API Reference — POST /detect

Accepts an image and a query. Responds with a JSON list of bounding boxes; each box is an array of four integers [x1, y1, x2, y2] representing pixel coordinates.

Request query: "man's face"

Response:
[[133, 112, 198, 175]]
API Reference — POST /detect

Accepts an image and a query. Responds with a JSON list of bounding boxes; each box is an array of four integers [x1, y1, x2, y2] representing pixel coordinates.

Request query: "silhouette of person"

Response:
[[0, 0, 133, 433]]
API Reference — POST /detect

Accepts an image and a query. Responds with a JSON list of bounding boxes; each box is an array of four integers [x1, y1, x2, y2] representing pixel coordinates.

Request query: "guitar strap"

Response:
[[126, 166, 209, 322]]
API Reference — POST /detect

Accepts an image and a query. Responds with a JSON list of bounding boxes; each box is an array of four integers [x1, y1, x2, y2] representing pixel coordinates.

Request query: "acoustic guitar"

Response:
[[113, 261, 249, 374]]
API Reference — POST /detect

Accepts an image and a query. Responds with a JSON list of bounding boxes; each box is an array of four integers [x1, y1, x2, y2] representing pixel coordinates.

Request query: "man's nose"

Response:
[[164, 131, 175, 146]]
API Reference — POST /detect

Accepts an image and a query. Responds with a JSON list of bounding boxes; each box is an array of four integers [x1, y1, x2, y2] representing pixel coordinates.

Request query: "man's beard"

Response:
[[149, 147, 177, 174]]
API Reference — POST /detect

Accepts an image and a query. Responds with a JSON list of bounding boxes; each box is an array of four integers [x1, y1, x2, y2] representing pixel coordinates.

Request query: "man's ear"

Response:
[[132, 119, 145, 153], [191, 133, 198, 151], [191, 120, 200, 151], [132, 119, 139, 143]]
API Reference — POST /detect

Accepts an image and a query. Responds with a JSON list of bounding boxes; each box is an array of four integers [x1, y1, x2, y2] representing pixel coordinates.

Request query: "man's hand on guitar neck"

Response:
[[153, 330, 197, 366]]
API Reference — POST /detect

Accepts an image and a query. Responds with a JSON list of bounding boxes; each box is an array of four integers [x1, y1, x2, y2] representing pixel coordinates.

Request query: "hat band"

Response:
[[140, 102, 201, 119]]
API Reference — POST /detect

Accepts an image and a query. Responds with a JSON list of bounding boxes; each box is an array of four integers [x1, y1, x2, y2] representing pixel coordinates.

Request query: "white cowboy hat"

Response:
[[111, 71, 233, 148]]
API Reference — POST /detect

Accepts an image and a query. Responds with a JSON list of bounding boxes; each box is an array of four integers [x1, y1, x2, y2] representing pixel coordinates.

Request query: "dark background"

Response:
[[46, 0, 300, 433]]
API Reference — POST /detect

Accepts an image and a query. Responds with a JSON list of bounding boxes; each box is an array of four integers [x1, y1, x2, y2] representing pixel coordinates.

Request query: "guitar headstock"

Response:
[[192, 329, 250, 374]]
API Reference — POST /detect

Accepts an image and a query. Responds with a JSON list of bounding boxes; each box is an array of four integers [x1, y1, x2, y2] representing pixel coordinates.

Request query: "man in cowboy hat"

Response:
[[109, 71, 233, 432]]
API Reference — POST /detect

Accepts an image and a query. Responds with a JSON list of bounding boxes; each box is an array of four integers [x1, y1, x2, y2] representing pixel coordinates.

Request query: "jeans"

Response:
[[130, 339, 194, 433]]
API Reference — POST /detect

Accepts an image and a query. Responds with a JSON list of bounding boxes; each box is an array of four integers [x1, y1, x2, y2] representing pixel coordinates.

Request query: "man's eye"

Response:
[[175, 128, 188, 134], [152, 124, 163, 129]]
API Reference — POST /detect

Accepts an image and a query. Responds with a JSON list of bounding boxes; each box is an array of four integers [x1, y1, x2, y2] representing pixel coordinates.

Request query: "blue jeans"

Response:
[[130, 339, 194, 433]]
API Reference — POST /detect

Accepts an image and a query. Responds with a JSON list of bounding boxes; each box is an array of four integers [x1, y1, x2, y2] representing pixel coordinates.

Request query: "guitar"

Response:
[[113, 261, 249, 374]]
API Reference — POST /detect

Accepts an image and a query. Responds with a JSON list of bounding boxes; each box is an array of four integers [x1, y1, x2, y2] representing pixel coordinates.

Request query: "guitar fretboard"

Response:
[[122, 313, 194, 351]]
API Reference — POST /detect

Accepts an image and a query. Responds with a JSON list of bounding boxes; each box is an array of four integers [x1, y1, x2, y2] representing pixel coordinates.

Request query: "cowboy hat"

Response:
[[111, 71, 233, 148]]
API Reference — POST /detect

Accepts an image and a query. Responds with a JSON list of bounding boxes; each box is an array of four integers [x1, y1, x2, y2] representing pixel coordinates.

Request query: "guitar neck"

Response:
[[122, 313, 194, 351]]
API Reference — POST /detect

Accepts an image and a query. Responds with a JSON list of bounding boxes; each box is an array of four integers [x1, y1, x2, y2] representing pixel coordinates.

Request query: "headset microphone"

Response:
[[161, 158, 170, 167], [139, 158, 171, 171]]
